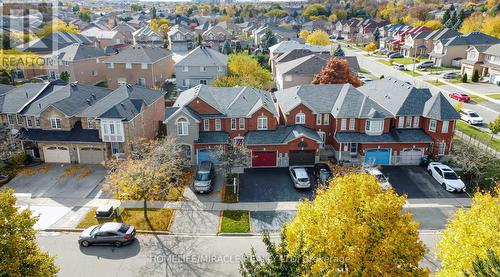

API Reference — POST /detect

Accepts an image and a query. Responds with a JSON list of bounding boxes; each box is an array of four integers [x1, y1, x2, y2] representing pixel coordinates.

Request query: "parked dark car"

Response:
[[313, 163, 333, 184], [386, 51, 398, 57], [79, 223, 136, 247], [194, 161, 215, 193], [388, 52, 403, 58]]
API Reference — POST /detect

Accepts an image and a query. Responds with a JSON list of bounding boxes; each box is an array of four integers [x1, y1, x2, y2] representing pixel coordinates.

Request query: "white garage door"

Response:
[[78, 147, 105, 164], [43, 146, 71, 163], [399, 148, 423, 165]]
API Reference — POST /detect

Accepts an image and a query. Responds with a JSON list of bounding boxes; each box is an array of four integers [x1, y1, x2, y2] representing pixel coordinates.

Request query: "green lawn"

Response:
[[220, 210, 250, 233], [425, 79, 445, 86], [455, 121, 500, 151], [392, 57, 421, 65], [486, 93, 500, 100], [403, 70, 422, 77], [222, 185, 238, 203], [359, 68, 370, 74], [377, 59, 391, 66], [77, 208, 174, 231], [470, 95, 487, 103]]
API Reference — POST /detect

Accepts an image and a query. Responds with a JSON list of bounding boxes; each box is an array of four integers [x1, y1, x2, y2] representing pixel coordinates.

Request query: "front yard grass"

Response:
[[425, 79, 445, 86], [222, 185, 238, 203], [403, 70, 422, 77], [377, 59, 391, 66], [77, 208, 173, 231], [455, 121, 500, 151], [359, 68, 370, 74], [220, 210, 250, 233], [486, 93, 500, 100], [470, 95, 487, 103], [392, 57, 421, 65]]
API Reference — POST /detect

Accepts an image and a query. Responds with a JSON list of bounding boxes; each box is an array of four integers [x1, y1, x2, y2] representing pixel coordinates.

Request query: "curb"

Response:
[[43, 228, 172, 235]]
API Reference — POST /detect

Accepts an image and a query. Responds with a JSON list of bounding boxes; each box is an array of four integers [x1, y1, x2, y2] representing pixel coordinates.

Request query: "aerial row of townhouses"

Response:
[[2, 7, 498, 167]]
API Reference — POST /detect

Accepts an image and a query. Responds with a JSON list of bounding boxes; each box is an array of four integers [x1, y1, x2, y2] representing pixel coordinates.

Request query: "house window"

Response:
[[177, 118, 189, 136], [109, 124, 115, 135], [295, 112, 305, 124], [215, 119, 221, 131], [413, 116, 419, 128], [107, 62, 114, 69], [438, 141, 446, 155], [91, 70, 98, 76], [200, 66, 207, 72], [442, 120, 449, 133], [340, 118, 347, 130], [398, 116, 404, 128], [231, 118, 237, 130], [316, 114, 321, 125], [365, 120, 383, 133], [182, 79, 190, 87], [349, 118, 355, 130], [323, 114, 329, 125], [257, 116, 267, 130], [7, 114, 14, 125], [199, 80, 207, 85], [138, 78, 146, 86], [87, 118, 96, 129], [182, 66, 188, 72], [204, 119, 210, 131], [50, 118, 62, 129], [405, 116, 412, 128], [35, 117, 40, 127], [239, 118, 245, 130], [141, 63, 148, 70], [217, 66, 224, 72], [16, 115, 23, 125], [429, 119, 437, 132], [125, 63, 132, 69], [26, 117, 33, 127]]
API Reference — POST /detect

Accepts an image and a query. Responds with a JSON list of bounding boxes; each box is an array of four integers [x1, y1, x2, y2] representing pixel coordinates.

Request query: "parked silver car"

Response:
[[79, 222, 136, 247], [289, 166, 311, 189]]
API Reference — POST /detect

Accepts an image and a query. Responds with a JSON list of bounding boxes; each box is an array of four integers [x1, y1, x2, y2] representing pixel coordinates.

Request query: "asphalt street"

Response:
[[341, 45, 500, 133], [37, 231, 442, 277]]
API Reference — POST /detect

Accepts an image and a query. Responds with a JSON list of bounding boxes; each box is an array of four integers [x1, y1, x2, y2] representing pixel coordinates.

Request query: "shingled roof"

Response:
[[176, 46, 228, 67], [245, 125, 322, 145], [422, 92, 460, 120], [105, 45, 172, 64]]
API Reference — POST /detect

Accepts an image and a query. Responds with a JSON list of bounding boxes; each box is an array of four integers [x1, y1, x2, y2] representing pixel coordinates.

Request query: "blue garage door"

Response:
[[197, 149, 221, 165], [364, 149, 391, 165]]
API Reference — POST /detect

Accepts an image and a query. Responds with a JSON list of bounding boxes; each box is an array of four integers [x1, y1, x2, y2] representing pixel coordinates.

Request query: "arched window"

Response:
[[295, 112, 305, 124], [177, 118, 189, 136]]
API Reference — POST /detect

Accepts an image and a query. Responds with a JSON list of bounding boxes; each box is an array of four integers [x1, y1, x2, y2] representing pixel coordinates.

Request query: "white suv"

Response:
[[460, 109, 483, 125], [427, 162, 466, 192], [289, 166, 311, 189]]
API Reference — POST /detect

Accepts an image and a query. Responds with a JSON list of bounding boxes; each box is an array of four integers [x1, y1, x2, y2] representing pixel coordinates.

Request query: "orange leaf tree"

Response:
[[312, 57, 362, 87]]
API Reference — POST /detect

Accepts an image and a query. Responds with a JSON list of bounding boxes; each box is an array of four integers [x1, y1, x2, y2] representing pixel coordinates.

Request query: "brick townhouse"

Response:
[[0, 80, 165, 164], [165, 78, 459, 167]]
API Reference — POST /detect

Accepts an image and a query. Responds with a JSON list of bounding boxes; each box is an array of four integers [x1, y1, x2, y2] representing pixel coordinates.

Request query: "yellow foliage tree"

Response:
[[0, 49, 42, 85], [482, 16, 500, 38], [306, 30, 330, 46], [328, 13, 337, 21], [460, 14, 500, 38], [423, 20, 444, 30], [213, 53, 272, 89], [365, 42, 377, 54], [37, 18, 79, 37], [299, 29, 310, 39], [436, 187, 500, 276], [285, 174, 428, 276]]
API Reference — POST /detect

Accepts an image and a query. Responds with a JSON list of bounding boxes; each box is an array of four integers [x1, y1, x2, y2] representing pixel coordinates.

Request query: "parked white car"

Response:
[[289, 166, 311, 189], [459, 109, 483, 125], [427, 162, 466, 192], [365, 167, 392, 191]]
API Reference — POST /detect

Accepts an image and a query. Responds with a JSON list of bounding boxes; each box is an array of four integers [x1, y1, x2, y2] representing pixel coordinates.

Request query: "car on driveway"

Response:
[[313, 163, 333, 184], [416, 61, 434, 69], [449, 92, 471, 102], [194, 161, 215, 194], [427, 162, 466, 192], [388, 52, 403, 58], [79, 222, 136, 247], [459, 109, 483, 125], [442, 72, 460, 79], [393, 63, 405, 70], [365, 167, 392, 191], [289, 166, 311, 189]]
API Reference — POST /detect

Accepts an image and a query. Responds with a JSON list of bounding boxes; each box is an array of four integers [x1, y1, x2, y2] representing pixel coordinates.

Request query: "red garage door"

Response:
[[252, 151, 277, 167]]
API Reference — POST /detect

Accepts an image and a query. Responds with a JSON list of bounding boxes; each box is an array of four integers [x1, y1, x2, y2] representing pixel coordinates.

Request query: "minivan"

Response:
[[194, 161, 215, 193]]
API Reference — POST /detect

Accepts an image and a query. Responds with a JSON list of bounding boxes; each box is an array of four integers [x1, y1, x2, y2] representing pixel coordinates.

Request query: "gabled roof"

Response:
[[132, 25, 161, 38], [173, 85, 277, 118], [268, 40, 329, 54], [176, 46, 228, 67], [112, 22, 137, 32], [422, 92, 460, 120], [164, 106, 201, 123], [0, 83, 50, 113], [49, 44, 106, 61], [358, 78, 433, 116], [81, 27, 120, 39], [105, 45, 172, 64], [276, 84, 391, 118], [245, 125, 322, 145], [483, 43, 500, 56], [0, 84, 14, 95], [16, 32, 95, 53], [424, 28, 461, 41], [167, 24, 193, 36], [274, 48, 314, 63], [441, 32, 500, 47], [276, 54, 328, 75], [202, 25, 231, 37]]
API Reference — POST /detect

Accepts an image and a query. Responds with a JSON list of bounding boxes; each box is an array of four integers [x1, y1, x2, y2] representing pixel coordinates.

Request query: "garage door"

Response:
[[251, 151, 277, 167], [364, 149, 391, 165], [43, 146, 71, 163], [78, 147, 105, 164], [197, 149, 221, 165], [289, 150, 315, 166], [399, 148, 423, 165]]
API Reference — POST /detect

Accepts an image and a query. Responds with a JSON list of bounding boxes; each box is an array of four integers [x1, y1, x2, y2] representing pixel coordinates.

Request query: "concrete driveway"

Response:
[[6, 164, 106, 199], [250, 211, 296, 233], [239, 168, 316, 202], [380, 166, 469, 199]]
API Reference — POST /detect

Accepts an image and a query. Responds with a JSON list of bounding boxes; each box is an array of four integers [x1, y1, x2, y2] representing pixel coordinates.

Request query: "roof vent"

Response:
[[92, 93, 96, 99], [38, 103, 42, 109], [120, 103, 125, 107], [25, 92, 29, 98], [126, 84, 132, 88], [86, 99, 91, 105]]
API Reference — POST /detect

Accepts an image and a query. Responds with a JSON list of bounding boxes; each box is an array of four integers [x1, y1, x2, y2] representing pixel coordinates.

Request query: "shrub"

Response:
[[462, 73, 468, 83], [471, 69, 479, 82], [9, 151, 28, 166]]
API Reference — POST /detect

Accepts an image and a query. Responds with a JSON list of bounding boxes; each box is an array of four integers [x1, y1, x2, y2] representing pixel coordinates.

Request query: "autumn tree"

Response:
[[463, 249, 500, 277], [105, 137, 187, 218], [302, 4, 329, 19], [0, 189, 59, 276], [37, 18, 79, 37], [437, 187, 500, 277], [260, 29, 277, 52], [264, 9, 287, 18], [299, 29, 310, 40], [305, 30, 330, 46], [365, 42, 377, 54], [285, 174, 428, 276], [312, 57, 361, 87], [488, 115, 500, 138], [0, 50, 42, 85], [213, 53, 272, 89], [373, 28, 381, 48], [423, 20, 444, 30], [213, 139, 250, 175]]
